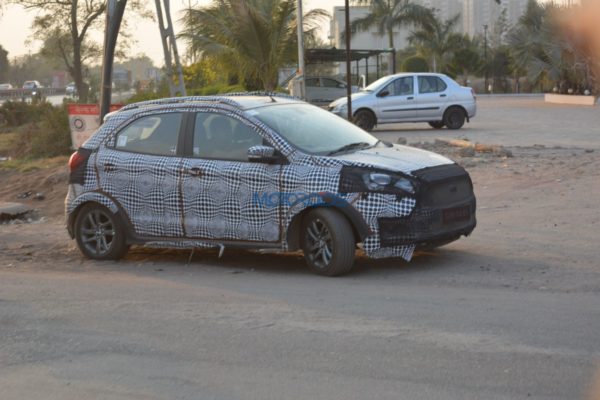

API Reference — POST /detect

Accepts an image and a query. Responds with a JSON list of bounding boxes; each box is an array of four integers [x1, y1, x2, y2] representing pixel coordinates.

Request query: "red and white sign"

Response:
[[67, 104, 122, 149]]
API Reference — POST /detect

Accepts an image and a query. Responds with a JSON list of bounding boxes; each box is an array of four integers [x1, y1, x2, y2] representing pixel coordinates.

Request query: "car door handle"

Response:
[[187, 167, 203, 177], [103, 163, 116, 172], [440, 94, 447, 98], [407, 96, 414, 100]]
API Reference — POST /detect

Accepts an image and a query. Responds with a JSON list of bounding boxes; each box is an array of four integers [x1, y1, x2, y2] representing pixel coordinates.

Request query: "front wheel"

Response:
[[301, 208, 356, 276], [74, 203, 129, 260], [444, 107, 466, 130], [354, 110, 376, 132]]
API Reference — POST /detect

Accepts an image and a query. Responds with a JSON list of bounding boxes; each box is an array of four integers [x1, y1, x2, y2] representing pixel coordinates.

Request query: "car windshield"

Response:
[[362, 76, 395, 92], [251, 103, 378, 156]]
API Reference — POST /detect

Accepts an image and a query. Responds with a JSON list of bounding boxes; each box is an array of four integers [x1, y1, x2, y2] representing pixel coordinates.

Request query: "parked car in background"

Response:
[[0, 83, 13, 90], [22, 80, 43, 90], [66, 82, 77, 96], [329, 73, 476, 131], [65, 94, 476, 276], [290, 76, 358, 104]]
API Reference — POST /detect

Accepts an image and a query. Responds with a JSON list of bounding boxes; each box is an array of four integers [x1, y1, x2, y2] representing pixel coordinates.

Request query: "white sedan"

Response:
[[329, 73, 476, 131]]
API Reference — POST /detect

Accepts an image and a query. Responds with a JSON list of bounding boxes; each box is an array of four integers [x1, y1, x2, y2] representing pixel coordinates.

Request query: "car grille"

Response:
[[377, 163, 476, 247]]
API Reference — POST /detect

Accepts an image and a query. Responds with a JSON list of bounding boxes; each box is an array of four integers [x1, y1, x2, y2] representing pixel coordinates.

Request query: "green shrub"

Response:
[[11, 104, 71, 158], [402, 56, 429, 73], [0, 100, 54, 127]]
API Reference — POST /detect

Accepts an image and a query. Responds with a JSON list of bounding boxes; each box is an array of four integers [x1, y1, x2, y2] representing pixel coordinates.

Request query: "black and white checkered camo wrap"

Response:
[[70, 95, 453, 262]]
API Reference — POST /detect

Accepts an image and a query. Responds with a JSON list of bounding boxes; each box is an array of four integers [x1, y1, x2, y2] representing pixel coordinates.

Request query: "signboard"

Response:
[[67, 104, 122, 149]]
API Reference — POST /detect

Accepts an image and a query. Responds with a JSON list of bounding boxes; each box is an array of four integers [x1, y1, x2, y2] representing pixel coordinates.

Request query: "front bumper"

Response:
[[378, 163, 476, 248], [378, 197, 476, 247]]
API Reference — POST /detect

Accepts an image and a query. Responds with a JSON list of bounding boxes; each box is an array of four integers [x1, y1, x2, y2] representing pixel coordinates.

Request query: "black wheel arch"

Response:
[[286, 195, 372, 251]]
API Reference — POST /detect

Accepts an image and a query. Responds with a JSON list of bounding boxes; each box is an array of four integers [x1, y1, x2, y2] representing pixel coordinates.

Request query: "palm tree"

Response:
[[350, 0, 434, 50], [179, 0, 327, 92], [408, 13, 461, 73]]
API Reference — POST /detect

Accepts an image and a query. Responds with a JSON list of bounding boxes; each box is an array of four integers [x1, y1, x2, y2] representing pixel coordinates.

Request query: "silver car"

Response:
[[290, 76, 358, 105], [329, 73, 476, 131]]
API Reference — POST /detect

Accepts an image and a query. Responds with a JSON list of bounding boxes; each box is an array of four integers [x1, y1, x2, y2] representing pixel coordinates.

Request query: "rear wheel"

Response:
[[74, 203, 129, 260], [301, 208, 356, 276], [354, 109, 376, 132], [429, 121, 445, 129], [444, 107, 466, 130]]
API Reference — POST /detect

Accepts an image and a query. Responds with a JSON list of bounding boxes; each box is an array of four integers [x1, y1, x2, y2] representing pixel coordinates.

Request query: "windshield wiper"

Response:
[[327, 142, 373, 156]]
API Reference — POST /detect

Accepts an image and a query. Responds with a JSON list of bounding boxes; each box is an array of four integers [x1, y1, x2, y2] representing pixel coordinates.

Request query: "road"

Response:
[[1, 96, 599, 399], [0, 91, 134, 106]]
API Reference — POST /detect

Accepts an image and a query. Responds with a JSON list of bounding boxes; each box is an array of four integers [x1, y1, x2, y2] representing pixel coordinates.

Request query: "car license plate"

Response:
[[442, 205, 471, 224]]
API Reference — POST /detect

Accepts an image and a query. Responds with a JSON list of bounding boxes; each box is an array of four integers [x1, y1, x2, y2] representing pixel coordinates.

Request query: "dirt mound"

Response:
[[0, 162, 69, 219]]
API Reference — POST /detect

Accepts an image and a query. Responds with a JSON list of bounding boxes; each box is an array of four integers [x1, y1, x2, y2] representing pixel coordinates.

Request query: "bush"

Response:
[[402, 56, 429, 73], [0, 100, 54, 127], [11, 104, 71, 159]]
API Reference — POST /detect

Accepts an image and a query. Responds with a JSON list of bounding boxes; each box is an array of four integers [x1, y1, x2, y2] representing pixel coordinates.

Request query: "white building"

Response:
[[330, 6, 412, 51], [462, 0, 529, 37]]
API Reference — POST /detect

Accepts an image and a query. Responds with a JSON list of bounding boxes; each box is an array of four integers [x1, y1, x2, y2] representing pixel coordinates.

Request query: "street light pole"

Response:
[[483, 24, 489, 94], [344, 0, 352, 121], [296, 0, 306, 99]]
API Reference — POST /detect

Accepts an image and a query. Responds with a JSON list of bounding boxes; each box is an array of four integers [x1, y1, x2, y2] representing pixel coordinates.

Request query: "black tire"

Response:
[[428, 121, 445, 129], [74, 203, 129, 260], [301, 208, 356, 276], [354, 109, 376, 132], [443, 107, 466, 130]]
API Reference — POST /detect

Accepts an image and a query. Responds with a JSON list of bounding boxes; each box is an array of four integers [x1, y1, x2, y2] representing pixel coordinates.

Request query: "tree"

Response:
[[446, 35, 482, 83], [507, 0, 585, 92], [350, 0, 434, 50], [9, 0, 150, 102], [408, 12, 461, 73], [0, 45, 8, 83], [179, 0, 328, 92]]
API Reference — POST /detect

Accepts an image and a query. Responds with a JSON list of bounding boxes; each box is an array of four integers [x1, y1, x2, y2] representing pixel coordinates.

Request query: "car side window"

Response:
[[322, 79, 340, 88], [418, 76, 447, 94], [382, 77, 414, 96], [192, 113, 264, 162], [306, 78, 318, 87], [114, 113, 182, 156]]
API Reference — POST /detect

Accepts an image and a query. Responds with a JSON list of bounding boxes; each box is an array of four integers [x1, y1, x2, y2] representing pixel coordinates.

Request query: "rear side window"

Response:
[[114, 113, 182, 156], [192, 113, 263, 162], [418, 76, 447, 94]]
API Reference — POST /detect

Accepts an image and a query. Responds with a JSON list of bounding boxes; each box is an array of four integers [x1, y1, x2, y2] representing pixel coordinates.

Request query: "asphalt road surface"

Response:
[[1, 96, 599, 400]]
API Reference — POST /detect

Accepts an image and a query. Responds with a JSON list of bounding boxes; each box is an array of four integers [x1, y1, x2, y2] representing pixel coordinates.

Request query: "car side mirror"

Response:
[[247, 145, 283, 164], [377, 90, 390, 98]]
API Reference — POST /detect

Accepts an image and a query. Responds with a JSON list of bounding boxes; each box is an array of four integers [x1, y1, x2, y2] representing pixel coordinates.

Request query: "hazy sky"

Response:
[[0, 0, 344, 67]]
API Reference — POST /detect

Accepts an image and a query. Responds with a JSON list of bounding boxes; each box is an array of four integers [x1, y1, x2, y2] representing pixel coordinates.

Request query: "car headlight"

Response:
[[333, 103, 348, 114], [340, 167, 416, 195]]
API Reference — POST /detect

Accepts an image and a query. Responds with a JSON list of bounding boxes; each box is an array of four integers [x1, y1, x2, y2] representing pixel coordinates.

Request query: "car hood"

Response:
[[332, 144, 454, 174], [329, 91, 373, 107]]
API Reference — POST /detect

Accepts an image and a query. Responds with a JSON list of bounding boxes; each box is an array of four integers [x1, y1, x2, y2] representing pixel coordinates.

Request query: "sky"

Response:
[[0, 0, 345, 67]]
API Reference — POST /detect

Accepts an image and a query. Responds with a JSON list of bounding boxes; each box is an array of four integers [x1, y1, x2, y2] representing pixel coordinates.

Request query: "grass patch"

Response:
[[0, 155, 69, 172]]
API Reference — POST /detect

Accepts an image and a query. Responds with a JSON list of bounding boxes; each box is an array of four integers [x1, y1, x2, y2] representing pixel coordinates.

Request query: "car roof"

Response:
[[115, 93, 303, 117]]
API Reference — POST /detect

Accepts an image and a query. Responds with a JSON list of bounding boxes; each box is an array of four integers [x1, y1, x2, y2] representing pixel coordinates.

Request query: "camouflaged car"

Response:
[[66, 93, 476, 276]]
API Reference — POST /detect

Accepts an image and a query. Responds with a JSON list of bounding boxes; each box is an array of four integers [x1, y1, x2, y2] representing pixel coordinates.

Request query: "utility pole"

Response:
[[296, 0, 306, 99], [155, 0, 187, 97], [344, 0, 352, 121], [483, 24, 489, 94], [100, 0, 127, 121]]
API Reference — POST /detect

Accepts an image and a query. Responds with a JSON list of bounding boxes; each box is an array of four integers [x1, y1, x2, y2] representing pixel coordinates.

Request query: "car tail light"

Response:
[[69, 151, 86, 172], [471, 88, 476, 99], [68, 148, 92, 184]]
